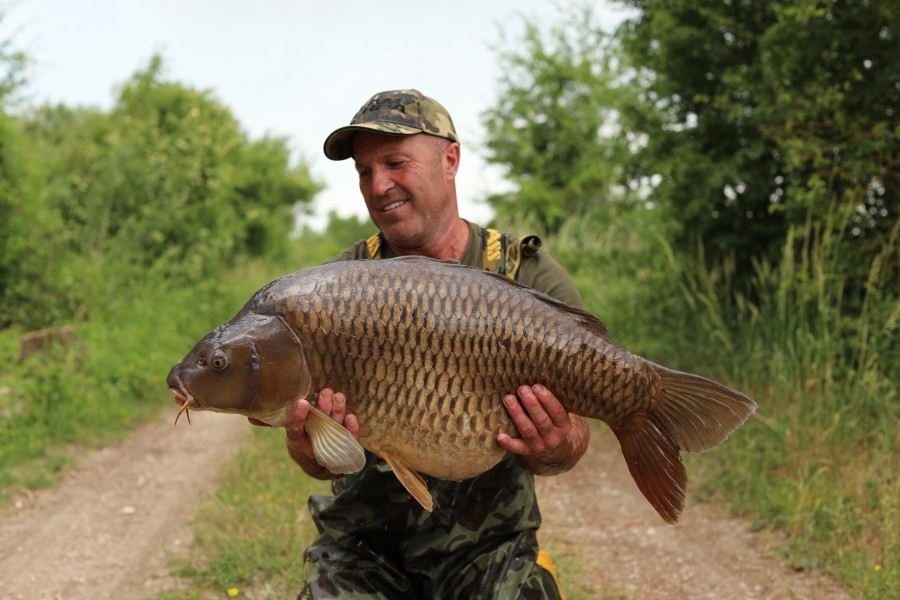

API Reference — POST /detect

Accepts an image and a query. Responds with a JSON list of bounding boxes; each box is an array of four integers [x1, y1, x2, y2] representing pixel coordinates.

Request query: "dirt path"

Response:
[[1, 414, 848, 600], [0, 411, 248, 600], [536, 429, 849, 599]]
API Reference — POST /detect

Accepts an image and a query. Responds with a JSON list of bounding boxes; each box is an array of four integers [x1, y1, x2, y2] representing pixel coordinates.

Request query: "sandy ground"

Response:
[[535, 430, 850, 599], [1, 412, 849, 600], [0, 411, 249, 600]]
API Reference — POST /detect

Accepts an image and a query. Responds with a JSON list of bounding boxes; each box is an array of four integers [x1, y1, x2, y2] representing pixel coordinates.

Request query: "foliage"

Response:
[[485, 0, 898, 290], [529, 205, 898, 598], [668, 220, 899, 598], [0, 54, 321, 329], [0, 49, 323, 493], [482, 5, 632, 234], [290, 210, 376, 264], [0, 7, 27, 101], [616, 0, 898, 281], [0, 255, 275, 493]]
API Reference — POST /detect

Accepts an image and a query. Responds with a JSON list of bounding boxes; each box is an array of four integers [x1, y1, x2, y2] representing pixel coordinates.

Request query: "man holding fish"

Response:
[[289, 89, 589, 599], [168, 88, 755, 598]]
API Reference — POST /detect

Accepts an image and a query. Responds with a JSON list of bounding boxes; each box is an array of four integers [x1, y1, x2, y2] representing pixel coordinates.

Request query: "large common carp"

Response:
[[167, 256, 756, 523]]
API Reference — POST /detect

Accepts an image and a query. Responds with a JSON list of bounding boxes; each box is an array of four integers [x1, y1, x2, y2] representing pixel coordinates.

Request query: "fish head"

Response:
[[166, 314, 311, 426]]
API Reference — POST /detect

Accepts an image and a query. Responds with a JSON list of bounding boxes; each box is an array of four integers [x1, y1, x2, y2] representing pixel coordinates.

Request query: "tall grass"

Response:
[[539, 207, 898, 598], [678, 221, 898, 598]]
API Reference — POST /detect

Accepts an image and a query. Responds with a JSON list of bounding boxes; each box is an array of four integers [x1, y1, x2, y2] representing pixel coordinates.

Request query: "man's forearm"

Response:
[[522, 414, 590, 476]]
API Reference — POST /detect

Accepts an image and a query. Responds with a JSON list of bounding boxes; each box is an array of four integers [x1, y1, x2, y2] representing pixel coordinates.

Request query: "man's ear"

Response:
[[443, 142, 461, 179]]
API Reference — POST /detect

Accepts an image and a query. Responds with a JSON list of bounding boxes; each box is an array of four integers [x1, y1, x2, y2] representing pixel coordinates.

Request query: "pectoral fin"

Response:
[[382, 452, 433, 512], [305, 405, 366, 474]]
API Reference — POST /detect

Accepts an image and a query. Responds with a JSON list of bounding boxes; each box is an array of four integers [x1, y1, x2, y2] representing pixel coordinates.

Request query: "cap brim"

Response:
[[323, 122, 423, 161]]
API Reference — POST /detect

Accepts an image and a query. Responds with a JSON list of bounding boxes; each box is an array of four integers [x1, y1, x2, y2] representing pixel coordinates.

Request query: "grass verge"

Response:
[[157, 427, 330, 599]]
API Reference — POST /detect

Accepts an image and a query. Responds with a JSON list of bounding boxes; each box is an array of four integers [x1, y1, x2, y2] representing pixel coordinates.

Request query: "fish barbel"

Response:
[[166, 256, 756, 523]]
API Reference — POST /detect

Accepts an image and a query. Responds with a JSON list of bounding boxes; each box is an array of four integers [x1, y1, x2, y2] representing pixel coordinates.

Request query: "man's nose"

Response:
[[370, 167, 395, 196]]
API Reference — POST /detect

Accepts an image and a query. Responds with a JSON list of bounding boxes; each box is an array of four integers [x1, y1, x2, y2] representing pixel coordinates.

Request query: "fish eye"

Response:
[[211, 354, 228, 370]]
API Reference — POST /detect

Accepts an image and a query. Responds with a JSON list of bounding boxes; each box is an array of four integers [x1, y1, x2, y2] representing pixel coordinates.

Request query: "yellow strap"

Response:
[[537, 548, 567, 600], [365, 233, 382, 259], [483, 228, 504, 265], [482, 227, 525, 281]]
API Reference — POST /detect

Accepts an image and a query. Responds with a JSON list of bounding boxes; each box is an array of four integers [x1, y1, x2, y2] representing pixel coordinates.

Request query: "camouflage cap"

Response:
[[323, 89, 459, 161]]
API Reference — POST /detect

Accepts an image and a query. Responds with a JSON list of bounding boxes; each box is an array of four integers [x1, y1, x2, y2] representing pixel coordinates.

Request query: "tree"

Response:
[[617, 0, 898, 278], [0, 9, 66, 327], [0, 6, 27, 101], [22, 55, 321, 277], [483, 0, 897, 288], [2, 54, 322, 328], [482, 5, 632, 234]]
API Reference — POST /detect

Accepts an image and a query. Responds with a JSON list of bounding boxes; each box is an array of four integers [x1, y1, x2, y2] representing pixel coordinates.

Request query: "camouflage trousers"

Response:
[[299, 527, 562, 600], [298, 455, 564, 600]]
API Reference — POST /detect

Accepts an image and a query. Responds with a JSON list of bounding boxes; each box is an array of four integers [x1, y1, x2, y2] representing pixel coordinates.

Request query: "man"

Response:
[[286, 90, 590, 599]]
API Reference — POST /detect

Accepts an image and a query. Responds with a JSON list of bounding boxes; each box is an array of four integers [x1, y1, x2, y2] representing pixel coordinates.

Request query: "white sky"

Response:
[[4, 0, 634, 229]]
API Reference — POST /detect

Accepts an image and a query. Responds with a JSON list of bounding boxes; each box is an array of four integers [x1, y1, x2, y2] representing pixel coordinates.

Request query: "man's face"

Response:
[[352, 132, 459, 251]]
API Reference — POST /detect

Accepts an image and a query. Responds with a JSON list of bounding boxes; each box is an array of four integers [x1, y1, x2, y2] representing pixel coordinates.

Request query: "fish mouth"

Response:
[[168, 385, 198, 426]]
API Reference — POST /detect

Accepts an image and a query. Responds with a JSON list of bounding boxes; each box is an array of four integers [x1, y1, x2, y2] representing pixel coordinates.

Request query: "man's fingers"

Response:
[[286, 398, 311, 450], [314, 389, 350, 424], [501, 385, 574, 455], [516, 385, 555, 432], [317, 388, 334, 414], [531, 384, 572, 432], [496, 431, 529, 455], [330, 391, 347, 425], [344, 413, 360, 438], [503, 393, 544, 452]]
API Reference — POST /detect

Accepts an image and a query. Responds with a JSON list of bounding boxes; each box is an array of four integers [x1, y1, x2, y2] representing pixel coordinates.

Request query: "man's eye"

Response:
[[388, 161, 407, 169]]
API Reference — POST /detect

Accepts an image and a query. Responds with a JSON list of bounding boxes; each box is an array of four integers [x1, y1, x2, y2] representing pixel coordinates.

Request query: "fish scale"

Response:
[[292, 261, 633, 476], [167, 255, 757, 523]]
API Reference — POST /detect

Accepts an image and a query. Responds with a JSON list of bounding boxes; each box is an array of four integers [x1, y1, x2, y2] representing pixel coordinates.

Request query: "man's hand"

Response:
[[496, 384, 589, 475], [250, 389, 359, 479], [284, 388, 360, 458]]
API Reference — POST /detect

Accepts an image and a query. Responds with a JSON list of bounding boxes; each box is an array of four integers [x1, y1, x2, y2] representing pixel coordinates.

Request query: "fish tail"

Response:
[[611, 362, 757, 524]]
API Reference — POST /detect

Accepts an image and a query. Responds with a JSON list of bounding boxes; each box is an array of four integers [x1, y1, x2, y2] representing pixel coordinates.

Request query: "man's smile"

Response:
[[382, 200, 408, 212]]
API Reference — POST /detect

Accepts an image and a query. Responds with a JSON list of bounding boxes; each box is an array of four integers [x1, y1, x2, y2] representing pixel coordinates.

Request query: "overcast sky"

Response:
[[4, 0, 634, 229]]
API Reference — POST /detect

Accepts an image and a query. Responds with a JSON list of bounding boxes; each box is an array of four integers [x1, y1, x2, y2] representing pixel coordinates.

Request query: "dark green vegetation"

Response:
[[2, 2, 897, 598], [0, 39, 321, 491]]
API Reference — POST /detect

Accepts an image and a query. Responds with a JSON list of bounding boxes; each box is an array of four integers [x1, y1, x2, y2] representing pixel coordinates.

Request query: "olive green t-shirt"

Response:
[[329, 220, 583, 309]]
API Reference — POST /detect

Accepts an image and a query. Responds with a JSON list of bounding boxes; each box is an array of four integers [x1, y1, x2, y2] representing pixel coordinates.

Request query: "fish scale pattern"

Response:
[[275, 257, 658, 482]]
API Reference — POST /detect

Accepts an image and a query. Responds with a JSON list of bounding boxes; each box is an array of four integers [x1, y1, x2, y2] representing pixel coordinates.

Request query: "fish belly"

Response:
[[354, 395, 514, 480]]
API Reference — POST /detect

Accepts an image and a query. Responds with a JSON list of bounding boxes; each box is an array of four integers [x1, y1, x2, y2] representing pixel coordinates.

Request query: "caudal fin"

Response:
[[612, 363, 757, 524]]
